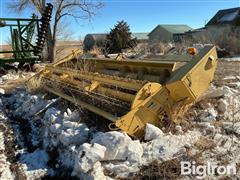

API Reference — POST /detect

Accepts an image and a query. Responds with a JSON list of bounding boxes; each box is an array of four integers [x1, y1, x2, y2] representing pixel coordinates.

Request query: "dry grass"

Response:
[[0, 78, 27, 93], [149, 42, 168, 54], [89, 46, 102, 57], [216, 31, 240, 55], [121, 159, 182, 180], [25, 74, 43, 92], [213, 61, 240, 87], [194, 138, 216, 151], [183, 29, 240, 55], [0, 72, 35, 93]]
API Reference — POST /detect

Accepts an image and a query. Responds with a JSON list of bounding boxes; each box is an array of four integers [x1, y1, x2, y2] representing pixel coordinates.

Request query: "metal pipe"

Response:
[[46, 66, 144, 91], [48, 73, 135, 103], [44, 86, 118, 122]]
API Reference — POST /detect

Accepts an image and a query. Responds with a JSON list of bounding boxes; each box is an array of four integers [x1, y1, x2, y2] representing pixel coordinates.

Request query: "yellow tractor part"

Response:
[[35, 45, 218, 137]]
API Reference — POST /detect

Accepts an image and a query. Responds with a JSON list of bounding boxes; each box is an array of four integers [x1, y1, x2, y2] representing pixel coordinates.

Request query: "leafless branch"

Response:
[[56, 21, 74, 41], [8, 0, 32, 12], [7, 0, 103, 61]]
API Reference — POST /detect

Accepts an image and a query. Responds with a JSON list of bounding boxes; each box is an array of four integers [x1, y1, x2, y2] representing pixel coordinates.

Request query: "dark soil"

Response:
[[0, 116, 27, 179], [13, 117, 38, 153], [134, 159, 182, 180]]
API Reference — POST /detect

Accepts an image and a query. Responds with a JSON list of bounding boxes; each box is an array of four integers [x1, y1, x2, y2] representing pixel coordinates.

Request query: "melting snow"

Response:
[[19, 149, 49, 178], [0, 107, 14, 179], [0, 70, 239, 179], [222, 56, 240, 61], [0, 131, 14, 179], [219, 11, 238, 22]]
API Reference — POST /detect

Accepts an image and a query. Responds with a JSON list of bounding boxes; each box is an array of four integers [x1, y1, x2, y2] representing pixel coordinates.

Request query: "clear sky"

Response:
[[0, 0, 240, 44]]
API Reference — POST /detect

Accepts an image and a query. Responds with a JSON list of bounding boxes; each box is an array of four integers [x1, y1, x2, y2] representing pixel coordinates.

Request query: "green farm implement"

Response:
[[0, 3, 53, 68]]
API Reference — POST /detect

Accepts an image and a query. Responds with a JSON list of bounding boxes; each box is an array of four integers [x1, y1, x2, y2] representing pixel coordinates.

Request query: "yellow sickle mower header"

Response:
[[30, 46, 218, 137]]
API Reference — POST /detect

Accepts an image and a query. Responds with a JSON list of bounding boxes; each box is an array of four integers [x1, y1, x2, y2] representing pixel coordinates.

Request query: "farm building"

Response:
[[131, 32, 149, 43], [206, 7, 240, 26], [83, 33, 107, 51], [83, 32, 149, 51], [148, 24, 193, 43], [184, 7, 240, 42]]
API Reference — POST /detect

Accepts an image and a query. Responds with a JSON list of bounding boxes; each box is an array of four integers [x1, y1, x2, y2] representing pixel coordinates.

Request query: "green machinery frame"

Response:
[[0, 3, 53, 67], [0, 14, 40, 65]]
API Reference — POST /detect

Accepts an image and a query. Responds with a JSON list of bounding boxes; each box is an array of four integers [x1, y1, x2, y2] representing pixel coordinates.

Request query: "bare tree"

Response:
[[56, 21, 74, 41], [9, 0, 103, 62], [5, 36, 12, 46]]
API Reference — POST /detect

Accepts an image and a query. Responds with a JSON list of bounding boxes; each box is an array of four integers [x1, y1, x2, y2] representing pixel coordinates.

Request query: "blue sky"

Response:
[[0, 0, 240, 44]]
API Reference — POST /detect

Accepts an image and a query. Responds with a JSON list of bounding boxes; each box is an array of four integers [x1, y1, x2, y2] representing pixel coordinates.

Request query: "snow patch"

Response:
[[142, 130, 201, 163], [219, 11, 238, 22], [144, 123, 164, 141], [58, 124, 89, 146], [0, 73, 19, 84], [103, 162, 139, 178], [222, 56, 240, 62], [0, 131, 14, 179], [201, 86, 234, 99], [78, 162, 112, 180], [218, 99, 228, 113], [199, 108, 218, 121], [20, 149, 49, 178], [73, 143, 106, 173], [91, 131, 132, 161], [222, 122, 240, 136], [0, 88, 5, 95]]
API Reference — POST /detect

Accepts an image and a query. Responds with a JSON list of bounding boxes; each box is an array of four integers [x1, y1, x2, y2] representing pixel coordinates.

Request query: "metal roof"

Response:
[[206, 7, 240, 26], [85, 32, 149, 40], [131, 33, 149, 40], [85, 33, 107, 40], [149, 24, 193, 36]]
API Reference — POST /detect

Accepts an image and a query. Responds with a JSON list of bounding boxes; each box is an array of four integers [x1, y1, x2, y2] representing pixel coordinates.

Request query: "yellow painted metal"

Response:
[[115, 84, 174, 136], [115, 46, 218, 136], [52, 49, 82, 67], [166, 46, 218, 103], [43, 66, 145, 91], [37, 45, 218, 137], [44, 85, 117, 121]]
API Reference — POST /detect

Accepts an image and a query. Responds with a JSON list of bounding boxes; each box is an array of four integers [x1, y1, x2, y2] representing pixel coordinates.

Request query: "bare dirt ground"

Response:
[[0, 41, 82, 61], [214, 61, 240, 87], [55, 41, 82, 61], [0, 116, 27, 179]]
